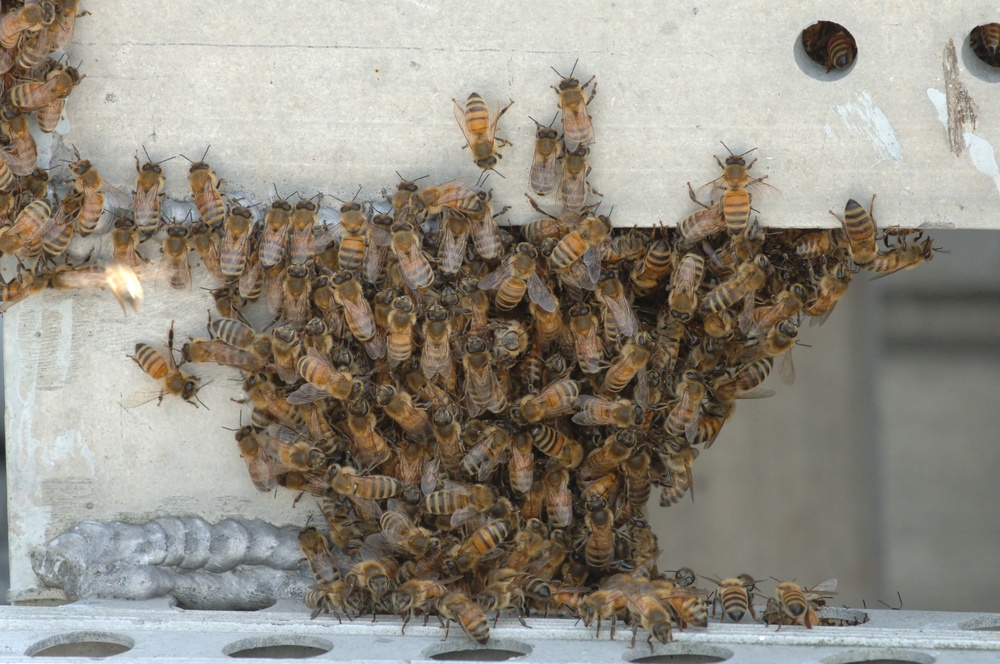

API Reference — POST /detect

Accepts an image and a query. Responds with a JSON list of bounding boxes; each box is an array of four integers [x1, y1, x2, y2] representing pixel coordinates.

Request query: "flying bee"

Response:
[[630, 239, 673, 297], [558, 145, 592, 214], [390, 223, 434, 292], [328, 464, 401, 500], [551, 60, 596, 152], [420, 304, 454, 385], [220, 206, 254, 280], [438, 591, 491, 645], [331, 270, 384, 360], [703, 574, 759, 623], [133, 150, 170, 237], [668, 252, 705, 318], [386, 295, 416, 367], [529, 114, 561, 196], [182, 148, 226, 229], [453, 92, 513, 172], [513, 377, 579, 424], [572, 396, 640, 428], [0, 2, 56, 49], [462, 335, 507, 415], [288, 348, 363, 404], [830, 196, 878, 265], [376, 385, 431, 440], [477, 242, 556, 313], [567, 303, 604, 374], [424, 483, 494, 527], [128, 322, 201, 407], [68, 156, 105, 236], [156, 223, 192, 291], [527, 423, 584, 469]]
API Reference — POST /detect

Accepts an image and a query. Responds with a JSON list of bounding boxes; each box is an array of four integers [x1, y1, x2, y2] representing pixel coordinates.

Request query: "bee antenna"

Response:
[[179, 153, 195, 164], [200, 145, 211, 162], [352, 184, 363, 201], [719, 141, 735, 156], [569, 58, 579, 77]]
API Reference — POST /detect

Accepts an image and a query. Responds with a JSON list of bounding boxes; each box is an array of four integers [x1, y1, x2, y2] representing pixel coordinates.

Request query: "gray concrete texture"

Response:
[[5, 1, 1000, 613]]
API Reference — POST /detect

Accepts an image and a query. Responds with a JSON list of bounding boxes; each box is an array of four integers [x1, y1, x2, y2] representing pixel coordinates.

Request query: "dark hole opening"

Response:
[[800, 21, 858, 75], [228, 645, 329, 659], [429, 649, 526, 662], [30, 642, 132, 658]]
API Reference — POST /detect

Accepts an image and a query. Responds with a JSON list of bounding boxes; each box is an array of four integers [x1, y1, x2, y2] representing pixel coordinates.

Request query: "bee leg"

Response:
[[629, 624, 637, 649], [442, 619, 451, 642], [609, 614, 616, 640], [401, 613, 409, 635]]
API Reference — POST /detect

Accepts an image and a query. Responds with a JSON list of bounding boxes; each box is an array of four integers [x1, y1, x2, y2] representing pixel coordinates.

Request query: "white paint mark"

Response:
[[49, 430, 96, 476], [928, 88, 1000, 195], [836, 90, 902, 161], [823, 124, 835, 140]]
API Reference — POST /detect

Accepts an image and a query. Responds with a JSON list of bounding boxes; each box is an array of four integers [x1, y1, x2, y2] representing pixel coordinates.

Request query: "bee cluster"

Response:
[[0, 3, 938, 651]]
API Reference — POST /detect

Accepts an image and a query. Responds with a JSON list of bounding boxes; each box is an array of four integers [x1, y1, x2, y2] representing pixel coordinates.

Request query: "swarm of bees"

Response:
[[0, 2, 934, 650]]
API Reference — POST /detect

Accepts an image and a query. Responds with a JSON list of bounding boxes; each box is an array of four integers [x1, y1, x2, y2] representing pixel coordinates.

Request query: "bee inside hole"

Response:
[[970, 23, 1000, 68], [799, 21, 858, 78]]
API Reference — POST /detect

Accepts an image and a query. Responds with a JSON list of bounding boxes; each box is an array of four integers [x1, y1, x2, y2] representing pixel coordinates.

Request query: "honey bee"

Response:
[[665, 371, 705, 442], [189, 221, 221, 281], [382, 295, 415, 367], [803, 22, 857, 72], [375, 499, 439, 558], [453, 92, 513, 171], [390, 223, 434, 292], [0, 270, 35, 311], [705, 144, 768, 235], [1, 113, 37, 176], [341, 399, 390, 468], [677, 194, 726, 246], [771, 581, 818, 629], [392, 577, 456, 632], [424, 483, 494, 526], [568, 303, 603, 374], [704, 574, 758, 623], [238, 234, 263, 299], [278, 263, 311, 326], [514, 377, 580, 424], [461, 424, 511, 482], [156, 223, 192, 291], [701, 254, 769, 314], [659, 444, 699, 506], [305, 580, 357, 623], [462, 335, 507, 416], [183, 148, 226, 229], [529, 115, 561, 196], [0, 198, 50, 258], [623, 449, 652, 509], [132, 150, 170, 238], [288, 348, 362, 404], [376, 385, 431, 440], [583, 502, 615, 569], [572, 396, 639, 428], [68, 156, 105, 236], [0, 2, 56, 49], [507, 429, 535, 494], [40, 194, 79, 260], [578, 430, 635, 480], [551, 60, 596, 153], [579, 574, 629, 639], [220, 206, 254, 281], [550, 213, 608, 285], [233, 426, 276, 493], [288, 198, 319, 264], [420, 304, 454, 385], [345, 554, 400, 611], [594, 275, 639, 340], [557, 145, 591, 214], [971, 23, 1000, 67], [477, 242, 556, 313], [328, 464, 401, 500], [527, 423, 584, 469], [630, 239, 673, 297], [128, 322, 201, 407], [260, 197, 293, 268], [651, 578, 709, 629], [438, 590, 491, 645], [746, 283, 807, 338], [865, 237, 935, 276], [182, 338, 262, 372], [824, 28, 857, 71], [437, 208, 470, 275], [830, 196, 878, 265], [332, 270, 385, 360], [601, 335, 653, 400], [804, 263, 851, 323], [625, 585, 675, 651], [9, 63, 82, 117], [298, 526, 339, 584], [668, 253, 705, 318], [269, 324, 301, 385], [446, 518, 511, 574], [528, 294, 565, 351]]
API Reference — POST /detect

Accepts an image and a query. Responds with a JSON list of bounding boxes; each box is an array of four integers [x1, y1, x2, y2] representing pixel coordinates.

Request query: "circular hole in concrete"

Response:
[[964, 25, 1000, 82], [822, 649, 935, 664], [175, 597, 277, 611], [26, 631, 134, 658], [624, 644, 733, 663], [423, 639, 531, 661], [224, 635, 333, 659], [796, 20, 858, 80]]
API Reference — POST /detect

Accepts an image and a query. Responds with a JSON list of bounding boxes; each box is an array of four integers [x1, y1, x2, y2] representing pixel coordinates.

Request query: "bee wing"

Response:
[[439, 220, 469, 274], [683, 407, 703, 443], [582, 247, 602, 288], [806, 578, 838, 597], [602, 294, 639, 339], [341, 297, 377, 340], [260, 223, 289, 268], [121, 387, 167, 410], [525, 273, 557, 313], [734, 387, 775, 400], [571, 395, 606, 426], [561, 107, 590, 154], [449, 506, 479, 528], [477, 448, 508, 483], [155, 250, 191, 293], [421, 457, 440, 496], [477, 261, 514, 292], [776, 351, 795, 385], [633, 366, 651, 410], [286, 382, 331, 405], [452, 99, 477, 148], [238, 254, 261, 299], [314, 224, 337, 252]]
